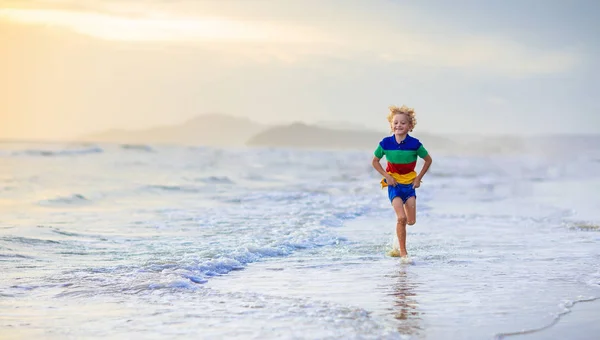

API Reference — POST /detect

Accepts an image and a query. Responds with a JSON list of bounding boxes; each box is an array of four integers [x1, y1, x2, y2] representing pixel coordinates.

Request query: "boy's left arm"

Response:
[[413, 154, 432, 189]]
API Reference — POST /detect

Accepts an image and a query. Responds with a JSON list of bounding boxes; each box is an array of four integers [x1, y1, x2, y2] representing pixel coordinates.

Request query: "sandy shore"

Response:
[[502, 298, 600, 340], [206, 206, 600, 340]]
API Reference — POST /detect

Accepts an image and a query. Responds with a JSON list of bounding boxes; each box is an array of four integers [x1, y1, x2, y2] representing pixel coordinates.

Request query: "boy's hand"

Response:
[[385, 175, 398, 186], [412, 178, 421, 189]]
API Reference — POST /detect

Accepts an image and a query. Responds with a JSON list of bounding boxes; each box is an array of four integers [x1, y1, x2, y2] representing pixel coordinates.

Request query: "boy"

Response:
[[372, 105, 433, 258]]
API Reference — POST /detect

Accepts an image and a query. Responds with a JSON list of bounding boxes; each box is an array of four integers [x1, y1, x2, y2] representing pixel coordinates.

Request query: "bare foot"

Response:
[[388, 249, 409, 258], [388, 249, 401, 257]]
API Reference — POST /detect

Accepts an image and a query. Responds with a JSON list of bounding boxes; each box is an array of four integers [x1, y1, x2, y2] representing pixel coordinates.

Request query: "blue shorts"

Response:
[[387, 183, 416, 204]]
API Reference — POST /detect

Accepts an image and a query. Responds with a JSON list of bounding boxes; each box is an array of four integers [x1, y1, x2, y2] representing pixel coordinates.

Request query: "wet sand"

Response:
[[507, 298, 600, 340]]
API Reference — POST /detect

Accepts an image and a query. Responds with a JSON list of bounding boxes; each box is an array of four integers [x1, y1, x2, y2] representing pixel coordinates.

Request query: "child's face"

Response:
[[391, 113, 411, 134]]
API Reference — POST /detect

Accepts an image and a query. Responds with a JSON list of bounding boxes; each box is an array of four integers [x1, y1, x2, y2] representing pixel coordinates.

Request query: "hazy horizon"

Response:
[[1, 111, 599, 146], [1, 0, 599, 141]]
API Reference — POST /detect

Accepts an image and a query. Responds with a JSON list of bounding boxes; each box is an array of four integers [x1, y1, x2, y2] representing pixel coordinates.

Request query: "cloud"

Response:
[[0, 2, 582, 76], [486, 96, 508, 106], [376, 34, 580, 76], [0, 8, 318, 43]]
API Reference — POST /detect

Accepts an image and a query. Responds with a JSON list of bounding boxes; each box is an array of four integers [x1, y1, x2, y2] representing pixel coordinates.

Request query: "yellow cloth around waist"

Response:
[[380, 171, 417, 188]]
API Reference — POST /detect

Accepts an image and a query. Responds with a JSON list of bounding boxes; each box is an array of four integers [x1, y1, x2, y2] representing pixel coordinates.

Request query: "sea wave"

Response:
[[586, 271, 600, 288], [0, 253, 34, 259], [12, 146, 104, 157], [46, 227, 347, 298], [1, 236, 61, 245], [38, 194, 91, 206], [569, 223, 600, 232], [194, 176, 235, 184], [120, 144, 154, 152], [142, 184, 203, 193], [145, 232, 345, 285], [0, 185, 15, 192]]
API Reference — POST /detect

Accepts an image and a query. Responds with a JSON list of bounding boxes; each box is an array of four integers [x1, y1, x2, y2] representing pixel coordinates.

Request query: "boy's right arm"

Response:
[[372, 157, 397, 186]]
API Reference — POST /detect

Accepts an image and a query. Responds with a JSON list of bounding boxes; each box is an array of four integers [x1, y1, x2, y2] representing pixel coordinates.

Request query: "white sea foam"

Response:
[[0, 139, 599, 339]]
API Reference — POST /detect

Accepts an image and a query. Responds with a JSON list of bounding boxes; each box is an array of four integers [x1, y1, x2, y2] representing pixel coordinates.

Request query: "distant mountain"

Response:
[[246, 122, 464, 152], [80, 114, 267, 146], [79, 113, 569, 155], [314, 121, 379, 132], [246, 122, 381, 150]]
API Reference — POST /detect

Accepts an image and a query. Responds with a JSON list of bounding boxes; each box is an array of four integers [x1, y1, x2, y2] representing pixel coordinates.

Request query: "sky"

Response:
[[1, 0, 599, 140]]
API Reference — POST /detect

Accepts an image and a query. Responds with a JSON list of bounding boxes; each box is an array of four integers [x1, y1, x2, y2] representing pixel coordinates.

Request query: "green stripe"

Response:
[[374, 145, 384, 158], [383, 149, 418, 164], [417, 145, 428, 158]]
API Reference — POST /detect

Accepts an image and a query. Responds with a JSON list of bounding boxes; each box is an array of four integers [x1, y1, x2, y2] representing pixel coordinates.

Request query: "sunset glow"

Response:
[[0, 1, 597, 140], [0, 8, 305, 43]]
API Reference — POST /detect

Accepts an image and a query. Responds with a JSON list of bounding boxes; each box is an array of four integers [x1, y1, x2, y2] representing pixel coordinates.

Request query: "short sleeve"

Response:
[[417, 144, 428, 158], [374, 144, 384, 159]]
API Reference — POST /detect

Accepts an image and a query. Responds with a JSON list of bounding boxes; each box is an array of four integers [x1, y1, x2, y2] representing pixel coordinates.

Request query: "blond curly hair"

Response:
[[386, 105, 417, 132]]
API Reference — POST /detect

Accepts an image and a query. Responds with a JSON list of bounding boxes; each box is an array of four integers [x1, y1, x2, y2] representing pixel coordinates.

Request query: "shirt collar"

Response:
[[393, 134, 410, 145]]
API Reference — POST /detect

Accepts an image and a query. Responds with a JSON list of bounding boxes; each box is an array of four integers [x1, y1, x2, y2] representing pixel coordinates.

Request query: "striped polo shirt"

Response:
[[374, 134, 429, 186]]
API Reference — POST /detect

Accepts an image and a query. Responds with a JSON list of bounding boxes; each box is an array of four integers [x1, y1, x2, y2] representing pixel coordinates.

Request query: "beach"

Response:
[[1, 140, 599, 339]]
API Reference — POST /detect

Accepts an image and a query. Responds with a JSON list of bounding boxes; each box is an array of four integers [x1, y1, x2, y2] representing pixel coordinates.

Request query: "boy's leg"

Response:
[[392, 197, 408, 257], [404, 196, 417, 225]]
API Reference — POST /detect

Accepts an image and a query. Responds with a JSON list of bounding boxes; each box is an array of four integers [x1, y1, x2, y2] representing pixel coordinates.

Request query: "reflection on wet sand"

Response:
[[388, 266, 422, 336]]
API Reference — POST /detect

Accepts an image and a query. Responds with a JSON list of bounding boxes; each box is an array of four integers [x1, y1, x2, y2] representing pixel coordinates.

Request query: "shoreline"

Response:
[[497, 296, 600, 340]]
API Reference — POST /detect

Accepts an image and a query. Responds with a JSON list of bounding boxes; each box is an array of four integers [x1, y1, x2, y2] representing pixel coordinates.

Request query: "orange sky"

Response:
[[1, 1, 598, 140]]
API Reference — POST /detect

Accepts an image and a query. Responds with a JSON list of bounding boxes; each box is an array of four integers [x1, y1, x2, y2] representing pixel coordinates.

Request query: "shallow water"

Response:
[[1, 140, 599, 339]]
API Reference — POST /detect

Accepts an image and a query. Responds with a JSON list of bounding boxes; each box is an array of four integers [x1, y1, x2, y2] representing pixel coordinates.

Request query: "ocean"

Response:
[[1, 138, 599, 339]]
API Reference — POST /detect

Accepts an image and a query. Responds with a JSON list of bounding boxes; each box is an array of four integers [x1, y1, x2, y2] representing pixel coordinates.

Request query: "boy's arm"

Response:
[[372, 156, 396, 185], [372, 156, 388, 177], [416, 154, 432, 182]]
